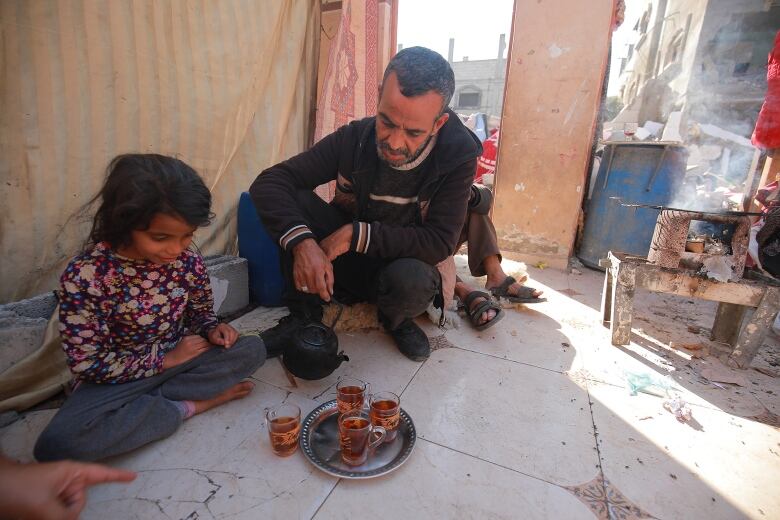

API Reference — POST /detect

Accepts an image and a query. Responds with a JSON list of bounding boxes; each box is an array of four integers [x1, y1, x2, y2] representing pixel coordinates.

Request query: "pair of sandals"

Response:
[[461, 276, 546, 331]]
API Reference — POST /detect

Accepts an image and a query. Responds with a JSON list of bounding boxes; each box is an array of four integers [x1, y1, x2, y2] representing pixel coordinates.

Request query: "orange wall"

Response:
[[493, 0, 613, 269]]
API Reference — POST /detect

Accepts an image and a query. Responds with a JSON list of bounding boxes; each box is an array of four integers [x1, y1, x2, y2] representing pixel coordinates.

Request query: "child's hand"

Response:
[[208, 323, 239, 348], [163, 335, 211, 370]]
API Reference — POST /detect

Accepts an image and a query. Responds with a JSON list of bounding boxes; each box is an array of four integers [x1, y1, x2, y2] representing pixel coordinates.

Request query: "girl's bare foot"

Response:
[[192, 381, 255, 415]]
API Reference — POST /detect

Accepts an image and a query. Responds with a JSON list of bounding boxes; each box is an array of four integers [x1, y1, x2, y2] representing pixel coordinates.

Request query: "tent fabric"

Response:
[[0, 0, 320, 302], [314, 0, 381, 201], [0, 306, 70, 413]]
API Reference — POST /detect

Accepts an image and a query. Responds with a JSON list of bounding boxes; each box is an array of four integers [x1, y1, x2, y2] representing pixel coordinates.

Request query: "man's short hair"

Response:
[[382, 47, 455, 113]]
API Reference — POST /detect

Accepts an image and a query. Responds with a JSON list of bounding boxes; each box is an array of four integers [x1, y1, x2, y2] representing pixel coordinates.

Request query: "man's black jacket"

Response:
[[249, 110, 482, 266]]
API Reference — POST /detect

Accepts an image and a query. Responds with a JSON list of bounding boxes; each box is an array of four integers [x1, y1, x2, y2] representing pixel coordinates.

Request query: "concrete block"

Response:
[[0, 315, 48, 374], [205, 255, 249, 318], [0, 292, 57, 320]]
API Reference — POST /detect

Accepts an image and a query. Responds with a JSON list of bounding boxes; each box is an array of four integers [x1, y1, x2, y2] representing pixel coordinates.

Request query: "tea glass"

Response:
[[369, 391, 401, 442], [338, 410, 386, 466], [265, 403, 301, 457], [336, 377, 368, 415]]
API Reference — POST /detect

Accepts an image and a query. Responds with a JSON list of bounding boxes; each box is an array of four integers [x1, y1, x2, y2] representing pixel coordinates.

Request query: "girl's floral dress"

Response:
[[59, 242, 218, 384]]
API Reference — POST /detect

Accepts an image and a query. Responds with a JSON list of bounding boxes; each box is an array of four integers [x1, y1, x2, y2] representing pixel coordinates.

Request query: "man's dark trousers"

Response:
[[281, 191, 441, 330]]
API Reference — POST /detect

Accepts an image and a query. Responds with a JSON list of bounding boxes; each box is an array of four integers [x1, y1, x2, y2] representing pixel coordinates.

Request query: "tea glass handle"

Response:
[[368, 425, 386, 450]]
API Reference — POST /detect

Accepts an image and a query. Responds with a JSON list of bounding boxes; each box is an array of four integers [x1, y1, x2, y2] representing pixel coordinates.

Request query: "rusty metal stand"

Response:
[[600, 251, 780, 368]]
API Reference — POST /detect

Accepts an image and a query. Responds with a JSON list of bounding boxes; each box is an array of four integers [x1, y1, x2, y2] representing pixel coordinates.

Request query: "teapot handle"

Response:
[[329, 297, 345, 330]]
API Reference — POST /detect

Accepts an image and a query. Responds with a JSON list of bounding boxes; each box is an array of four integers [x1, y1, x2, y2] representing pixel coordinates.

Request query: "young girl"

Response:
[[34, 154, 266, 462]]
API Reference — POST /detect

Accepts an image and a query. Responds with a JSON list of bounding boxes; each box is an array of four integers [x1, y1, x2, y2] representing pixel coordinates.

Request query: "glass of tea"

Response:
[[336, 377, 368, 415], [369, 391, 401, 442], [338, 410, 386, 466], [265, 403, 301, 457]]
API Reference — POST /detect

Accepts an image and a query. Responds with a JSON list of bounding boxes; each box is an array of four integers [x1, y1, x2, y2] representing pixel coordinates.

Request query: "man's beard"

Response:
[[376, 133, 433, 167]]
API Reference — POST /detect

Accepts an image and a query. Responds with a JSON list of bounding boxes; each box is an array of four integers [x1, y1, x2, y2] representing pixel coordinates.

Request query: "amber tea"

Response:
[[338, 411, 386, 466], [265, 404, 301, 457], [336, 377, 368, 415], [369, 392, 400, 442]]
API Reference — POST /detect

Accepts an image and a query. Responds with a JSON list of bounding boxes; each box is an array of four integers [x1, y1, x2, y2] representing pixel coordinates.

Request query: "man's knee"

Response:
[[377, 259, 439, 307], [469, 184, 493, 215]]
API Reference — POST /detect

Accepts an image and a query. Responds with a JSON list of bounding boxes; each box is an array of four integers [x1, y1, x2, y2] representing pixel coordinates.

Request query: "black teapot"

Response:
[[282, 302, 349, 380]]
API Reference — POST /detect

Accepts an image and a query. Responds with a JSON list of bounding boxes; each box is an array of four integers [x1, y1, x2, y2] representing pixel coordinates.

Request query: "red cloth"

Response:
[[475, 130, 499, 183], [752, 31, 780, 149]]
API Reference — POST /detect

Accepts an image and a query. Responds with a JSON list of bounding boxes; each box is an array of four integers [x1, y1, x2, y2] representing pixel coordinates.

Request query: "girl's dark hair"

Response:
[[86, 154, 213, 249]]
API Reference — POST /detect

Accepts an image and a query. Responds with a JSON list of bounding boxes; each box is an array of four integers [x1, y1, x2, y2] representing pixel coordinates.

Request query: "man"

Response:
[[250, 47, 481, 361]]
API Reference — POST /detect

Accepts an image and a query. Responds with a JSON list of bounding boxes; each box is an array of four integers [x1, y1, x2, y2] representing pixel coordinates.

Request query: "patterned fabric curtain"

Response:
[[314, 0, 381, 201]]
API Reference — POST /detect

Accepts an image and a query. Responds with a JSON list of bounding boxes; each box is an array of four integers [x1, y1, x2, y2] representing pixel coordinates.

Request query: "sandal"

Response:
[[463, 291, 505, 331], [488, 276, 547, 303]]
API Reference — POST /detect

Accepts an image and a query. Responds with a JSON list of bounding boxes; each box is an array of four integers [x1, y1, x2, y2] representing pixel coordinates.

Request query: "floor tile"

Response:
[[443, 304, 586, 375], [314, 439, 595, 520], [401, 347, 599, 486], [588, 380, 780, 520]]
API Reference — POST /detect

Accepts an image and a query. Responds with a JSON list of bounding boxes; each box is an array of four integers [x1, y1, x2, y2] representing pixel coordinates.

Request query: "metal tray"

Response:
[[299, 399, 416, 479]]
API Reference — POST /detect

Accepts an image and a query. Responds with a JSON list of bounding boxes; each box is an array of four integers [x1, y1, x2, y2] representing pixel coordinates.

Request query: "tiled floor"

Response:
[[2, 257, 780, 519]]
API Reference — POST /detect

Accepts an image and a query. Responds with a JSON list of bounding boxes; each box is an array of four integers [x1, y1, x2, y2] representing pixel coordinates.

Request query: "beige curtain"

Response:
[[0, 0, 320, 302]]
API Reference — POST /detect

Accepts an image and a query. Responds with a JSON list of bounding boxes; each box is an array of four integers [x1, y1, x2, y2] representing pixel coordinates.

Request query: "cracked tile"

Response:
[[80, 381, 338, 519]]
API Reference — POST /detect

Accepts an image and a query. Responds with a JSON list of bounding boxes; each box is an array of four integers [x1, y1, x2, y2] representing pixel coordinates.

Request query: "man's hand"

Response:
[[207, 323, 239, 348], [319, 224, 353, 262], [162, 335, 211, 370], [0, 457, 136, 520], [292, 238, 334, 301]]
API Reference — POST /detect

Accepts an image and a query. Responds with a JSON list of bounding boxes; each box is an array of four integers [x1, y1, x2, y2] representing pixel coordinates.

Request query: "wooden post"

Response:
[[729, 287, 780, 368], [610, 262, 636, 345], [742, 148, 761, 212], [710, 302, 747, 345], [601, 265, 615, 327]]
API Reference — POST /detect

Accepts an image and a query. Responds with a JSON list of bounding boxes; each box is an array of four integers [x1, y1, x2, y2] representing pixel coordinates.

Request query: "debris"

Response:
[[661, 111, 683, 141], [670, 341, 709, 359], [534, 261, 548, 270], [700, 359, 749, 387], [699, 123, 753, 148], [638, 416, 654, 421], [753, 367, 779, 378], [624, 370, 678, 397], [699, 255, 734, 282], [670, 341, 703, 351], [687, 325, 702, 334], [663, 397, 693, 423]]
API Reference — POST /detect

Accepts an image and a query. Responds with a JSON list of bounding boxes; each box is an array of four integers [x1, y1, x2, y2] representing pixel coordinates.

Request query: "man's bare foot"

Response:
[[192, 381, 255, 415], [482, 256, 543, 299], [485, 276, 543, 299], [454, 281, 497, 326]]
